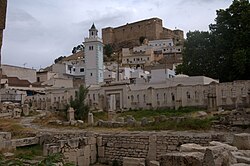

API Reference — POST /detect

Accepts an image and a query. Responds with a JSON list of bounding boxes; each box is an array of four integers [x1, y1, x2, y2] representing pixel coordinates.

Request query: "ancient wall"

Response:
[[40, 131, 224, 165], [102, 18, 184, 46]]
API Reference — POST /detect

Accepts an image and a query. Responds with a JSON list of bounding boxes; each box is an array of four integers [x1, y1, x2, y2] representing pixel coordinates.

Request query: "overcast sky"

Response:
[[2, 0, 232, 70]]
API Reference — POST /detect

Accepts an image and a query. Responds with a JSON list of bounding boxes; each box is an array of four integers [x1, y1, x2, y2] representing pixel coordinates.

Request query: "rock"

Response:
[[160, 152, 204, 166], [88, 112, 94, 126], [3, 152, 14, 157], [180, 143, 207, 153], [209, 141, 238, 151], [197, 111, 208, 118], [202, 145, 237, 166], [149, 160, 159, 166], [77, 120, 84, 124], [141, 117, 149, 127], [116, 117, 124, 123], [123, 157, 145, 166], [126, 115, 136, 126], [233, 133, 250, 150], [232, 151, 250, 165]]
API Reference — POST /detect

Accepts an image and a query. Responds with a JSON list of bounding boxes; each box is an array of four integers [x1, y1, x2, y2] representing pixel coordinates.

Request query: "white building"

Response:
[[83, 24, 104, 86]]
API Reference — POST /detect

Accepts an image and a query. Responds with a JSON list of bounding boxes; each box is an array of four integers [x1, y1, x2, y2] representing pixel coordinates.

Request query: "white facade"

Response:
[[83, 24, 104, 86], [150, 68, 175, 83], [148, 39, 173, 48]]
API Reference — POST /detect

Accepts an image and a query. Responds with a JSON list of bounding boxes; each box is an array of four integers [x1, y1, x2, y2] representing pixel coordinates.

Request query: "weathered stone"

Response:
[[180, 143, 207, 153], [97, 136, 102, 146], [22, 104, 30, 116], [116, 117, 125, 123], [232, 151, 250, 165], [126, 115, 136, 126], [160, 152, 204, 166], [147, 135, 156, 161], [88, 112, 94, 126], [233, 133, 250, 150], [123, 157, 145, 166], [67, 107, 75, 121], [141, 117, 149, 127], [209, 141, 238, 151], [149, 160, 159, 166], [202, 145, 237, 166], [98, 146, 105, 158]]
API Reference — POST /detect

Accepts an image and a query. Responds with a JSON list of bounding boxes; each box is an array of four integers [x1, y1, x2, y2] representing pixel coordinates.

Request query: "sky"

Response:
[[2, 0, 232, 70]]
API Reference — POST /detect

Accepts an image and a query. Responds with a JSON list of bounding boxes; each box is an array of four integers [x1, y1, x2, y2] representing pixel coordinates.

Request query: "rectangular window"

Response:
[[80, 68, 84, 72]]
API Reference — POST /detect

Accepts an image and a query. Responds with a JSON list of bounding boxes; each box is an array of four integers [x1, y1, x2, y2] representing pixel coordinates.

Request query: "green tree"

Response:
[[176, 31, 218, 78], [177, 0, 250, 82], [70, 85, 89, 120], [104, 44, 113, 57], [54, 56, 66, 64], [209, 0, 250, 81], [72, 44, 84, 54]]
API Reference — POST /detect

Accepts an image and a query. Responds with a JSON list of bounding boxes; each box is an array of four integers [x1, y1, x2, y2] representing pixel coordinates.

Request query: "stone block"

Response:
[[67, 138, 79, 148], [88, 112, 94, 126], [149, 160, 159, 166], [77, 148, 84, 157], [123, 157, 145, 166], [180, 143, 207, 153], [90, 145, 97, 164], [98, 146, 105, 157], [97, 136, 102, 146], [233, 133, 250, 150], [160, 152, 204, 166], [64, 151, 77, 165], [22, 104, 30, 116], [202, 145, 237, 166]]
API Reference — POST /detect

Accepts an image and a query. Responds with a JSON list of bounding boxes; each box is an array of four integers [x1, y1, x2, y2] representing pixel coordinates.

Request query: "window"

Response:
[[90, 73, 93, 76], [93, 94, 95, 101], [37, 77, 40, 82], [187, 92, 190, 99], [171, 93, 175, 101], [80, 68, 84, 72], [89, 46, 94, 50], [147, 57, 150, 60], [143, 94, 146, 103], [137, 95, 139, 102]]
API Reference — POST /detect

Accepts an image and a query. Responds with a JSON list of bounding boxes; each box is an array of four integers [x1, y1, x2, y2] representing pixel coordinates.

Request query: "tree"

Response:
[[54, 56, 66, 64], [177, 0, 250, 82], [70, 85, 89, 120], [209, 0, 250, 81], [176, 31, 218, 78], [103, 44, 113, 57], [139, 36, 146, 44], [72, 44, 84, 54]]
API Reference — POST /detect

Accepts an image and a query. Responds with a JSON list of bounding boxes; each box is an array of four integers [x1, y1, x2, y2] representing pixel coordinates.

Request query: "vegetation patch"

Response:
[[131, 117, 213, 131], [119, 107, 205, 121]]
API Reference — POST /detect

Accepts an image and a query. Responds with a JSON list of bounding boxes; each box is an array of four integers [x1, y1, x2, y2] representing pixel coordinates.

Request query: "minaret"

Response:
[[83, 23, 104, 86]]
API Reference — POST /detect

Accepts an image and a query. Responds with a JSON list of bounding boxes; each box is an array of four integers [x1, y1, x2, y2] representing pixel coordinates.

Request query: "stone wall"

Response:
[[98, 132, 224, 164], [39, 131, 224, 165]]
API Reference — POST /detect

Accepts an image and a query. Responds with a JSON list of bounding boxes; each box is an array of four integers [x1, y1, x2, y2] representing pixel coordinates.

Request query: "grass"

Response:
[[130, 117, 213, 131], [119, 107, 205, 120], [0, 118, 34, 138], [15, 144, 43, 160], [93, 111, 108, 121]]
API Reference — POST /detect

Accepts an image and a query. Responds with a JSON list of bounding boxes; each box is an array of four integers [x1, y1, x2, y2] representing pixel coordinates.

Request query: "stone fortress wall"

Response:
[[41, 131, 224, 165], [102, 17, 184, 46]]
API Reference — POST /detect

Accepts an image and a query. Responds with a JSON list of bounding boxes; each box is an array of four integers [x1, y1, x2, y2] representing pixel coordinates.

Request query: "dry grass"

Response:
[[0, 118, 34, 138]]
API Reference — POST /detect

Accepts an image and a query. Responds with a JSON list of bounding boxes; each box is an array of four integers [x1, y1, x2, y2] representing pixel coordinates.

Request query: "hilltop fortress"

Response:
[[102, 17, 184, 47]]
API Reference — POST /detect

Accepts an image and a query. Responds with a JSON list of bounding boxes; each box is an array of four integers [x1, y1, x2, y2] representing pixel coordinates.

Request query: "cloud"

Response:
[[2, 0, 233, 69]]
